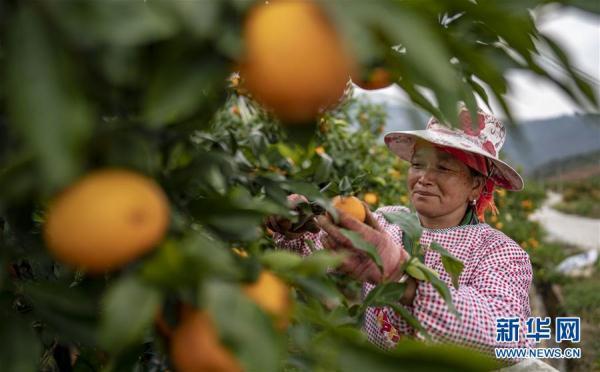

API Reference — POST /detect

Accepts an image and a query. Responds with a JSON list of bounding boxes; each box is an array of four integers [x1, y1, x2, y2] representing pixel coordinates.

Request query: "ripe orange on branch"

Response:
[[354, 67, 393, 90], [241, 0, 356, 124], [170, 310, 242, 372], [332, 195, 366, 222], [43, 169, 169, 273], [243, 271, 292, 329], [363, 192, 379, 206]]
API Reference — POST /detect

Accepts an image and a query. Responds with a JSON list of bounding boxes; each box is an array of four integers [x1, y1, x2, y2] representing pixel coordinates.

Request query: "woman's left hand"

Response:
[[316, 205, 409, 284]]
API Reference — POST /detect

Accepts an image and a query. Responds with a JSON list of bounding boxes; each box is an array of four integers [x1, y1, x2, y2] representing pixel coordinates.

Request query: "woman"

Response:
[[268, 108, 533, 355]]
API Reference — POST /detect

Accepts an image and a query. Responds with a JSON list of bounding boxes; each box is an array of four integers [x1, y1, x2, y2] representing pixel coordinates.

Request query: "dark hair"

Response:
[[468, 167, 483, 178]]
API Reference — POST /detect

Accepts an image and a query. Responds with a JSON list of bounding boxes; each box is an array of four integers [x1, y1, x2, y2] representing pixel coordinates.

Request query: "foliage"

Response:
[[562, 269, 600, 324], [561, 260, 600, 372], [550, 176, 600, 218], [0, 0, 598, 371]]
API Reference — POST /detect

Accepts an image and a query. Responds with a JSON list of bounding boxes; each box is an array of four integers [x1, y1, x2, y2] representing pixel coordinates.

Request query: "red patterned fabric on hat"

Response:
[[384, 106, 524, 191]]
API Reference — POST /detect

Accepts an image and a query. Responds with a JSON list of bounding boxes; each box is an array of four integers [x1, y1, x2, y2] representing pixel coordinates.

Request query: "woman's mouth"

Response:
[[413, 190, 437, 197]]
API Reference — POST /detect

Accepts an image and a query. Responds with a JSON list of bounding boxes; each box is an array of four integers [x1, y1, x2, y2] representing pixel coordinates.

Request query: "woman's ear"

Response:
[[470, 175, 485, 199]]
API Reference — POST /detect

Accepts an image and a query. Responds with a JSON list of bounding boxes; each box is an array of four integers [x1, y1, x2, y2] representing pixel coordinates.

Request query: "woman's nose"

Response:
[[417, 167, 436, 185]]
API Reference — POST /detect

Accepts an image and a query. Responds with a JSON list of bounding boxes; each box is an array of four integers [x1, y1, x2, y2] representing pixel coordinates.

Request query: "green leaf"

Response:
[[158, 0, 221, 38], [46, 1, 177, 46], [0, 312, 41, 372], [332, 333, 496, 372], [143, 57, 227, 127], [297, 250, 345, 276], [281, 181, 338, 220], [188, 186, 288, 241], [99, 276, 162, 352], [281, 181, 323, 200], [282, 124, 318, 147], [542, 35, 598, 107], [467, 76, 491, 110], [141, 240, 188, 286], [99, 129, 161, 175], [382, 211, 423, 241], [142, 231, 238, 286], [405, 259, 439, 282], [0, 153, 37, 206], [429, 242, 464, 289], [405, 261, 427, 281], [261, 250, 303, 271], [293, 277, 343, 304], [339, 176, 353, 194], [305, 239, 319, 254], [23, 282, 98, 345], [204, 281, 282, 372], [388, 303, 430, 341], [99, 343, 146, 372], [5, 5, 93, 191], [374, 5, 456, 89], [422, 269, 459, 318], [313, 153, 333, 184], [371, 176, 387, 187], [339, 229, 383, 273], [361, 282, 406, 311]]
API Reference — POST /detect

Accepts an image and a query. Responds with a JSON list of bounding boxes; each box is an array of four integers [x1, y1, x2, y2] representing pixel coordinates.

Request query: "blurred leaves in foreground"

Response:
[[0, 0, 598, 371]]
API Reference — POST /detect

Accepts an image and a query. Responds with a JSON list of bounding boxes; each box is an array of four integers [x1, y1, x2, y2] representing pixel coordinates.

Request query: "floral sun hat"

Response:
[[384, 107, 524, 191]]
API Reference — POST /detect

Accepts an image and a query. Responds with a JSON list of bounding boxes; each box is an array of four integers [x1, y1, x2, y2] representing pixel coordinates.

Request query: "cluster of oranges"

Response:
[[40, 3, 397, 369], [170, 271, 291, 372], [42, 169, 292, 371]]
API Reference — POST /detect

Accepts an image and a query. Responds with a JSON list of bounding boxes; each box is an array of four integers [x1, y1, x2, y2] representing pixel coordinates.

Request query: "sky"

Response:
[[356, 7, 600, 122]]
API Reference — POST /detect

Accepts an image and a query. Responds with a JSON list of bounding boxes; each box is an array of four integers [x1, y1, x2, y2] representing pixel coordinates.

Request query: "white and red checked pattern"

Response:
[[273, 205, 534, 355]]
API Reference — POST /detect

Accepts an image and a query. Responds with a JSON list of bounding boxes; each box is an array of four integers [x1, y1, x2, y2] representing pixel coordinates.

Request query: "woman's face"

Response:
[[407, 143, 483, 225]]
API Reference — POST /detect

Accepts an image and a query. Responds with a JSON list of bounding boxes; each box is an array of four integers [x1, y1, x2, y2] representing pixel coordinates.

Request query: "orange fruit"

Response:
[[171, 310, 242, 372], [332, 195, 366, 222], [43, 169, 169, 273], [241, 0, 356, 123], [355, 67, 392, 90], [243, 271, 291, 329], [363, 192, 378, 206]]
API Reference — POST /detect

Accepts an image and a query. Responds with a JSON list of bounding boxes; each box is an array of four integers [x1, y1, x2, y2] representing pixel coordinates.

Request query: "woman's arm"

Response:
[[272, 229, 325, 257], [407, 240, 533, 353]]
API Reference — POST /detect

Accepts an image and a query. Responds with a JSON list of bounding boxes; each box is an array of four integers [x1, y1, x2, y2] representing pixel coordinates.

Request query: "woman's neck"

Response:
[[418, 204, 469, 229]]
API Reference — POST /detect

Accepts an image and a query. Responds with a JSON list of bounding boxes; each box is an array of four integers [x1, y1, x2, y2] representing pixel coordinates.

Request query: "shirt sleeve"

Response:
[[272, 230, 325, 257], [410, 239, 534, 353]]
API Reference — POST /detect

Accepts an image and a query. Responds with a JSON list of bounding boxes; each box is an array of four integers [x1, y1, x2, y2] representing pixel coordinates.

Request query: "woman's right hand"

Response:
[[266, 194, 320, 239]]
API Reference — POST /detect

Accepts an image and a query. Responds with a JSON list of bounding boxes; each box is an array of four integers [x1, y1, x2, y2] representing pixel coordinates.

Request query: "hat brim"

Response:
[[384, 130, 524, 191]]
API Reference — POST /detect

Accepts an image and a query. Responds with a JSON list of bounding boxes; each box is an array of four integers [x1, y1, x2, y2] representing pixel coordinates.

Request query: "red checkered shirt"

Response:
[[273, 205, 534, 354]]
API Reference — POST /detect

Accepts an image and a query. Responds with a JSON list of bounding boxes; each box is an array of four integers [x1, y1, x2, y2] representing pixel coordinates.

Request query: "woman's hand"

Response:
[[316, 204, 409, 284], [265, 194, 320, 239]]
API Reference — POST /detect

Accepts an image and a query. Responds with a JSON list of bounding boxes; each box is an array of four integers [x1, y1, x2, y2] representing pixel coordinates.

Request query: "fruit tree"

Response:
[[0, 1, 597, 371]]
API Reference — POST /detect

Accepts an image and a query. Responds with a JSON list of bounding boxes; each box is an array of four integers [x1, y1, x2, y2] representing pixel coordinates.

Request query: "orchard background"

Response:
[[0, 1, 598, 371]]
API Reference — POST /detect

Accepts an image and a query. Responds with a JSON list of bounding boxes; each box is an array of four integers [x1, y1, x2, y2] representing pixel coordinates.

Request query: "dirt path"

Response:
[[530, 191, 600, 251]]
